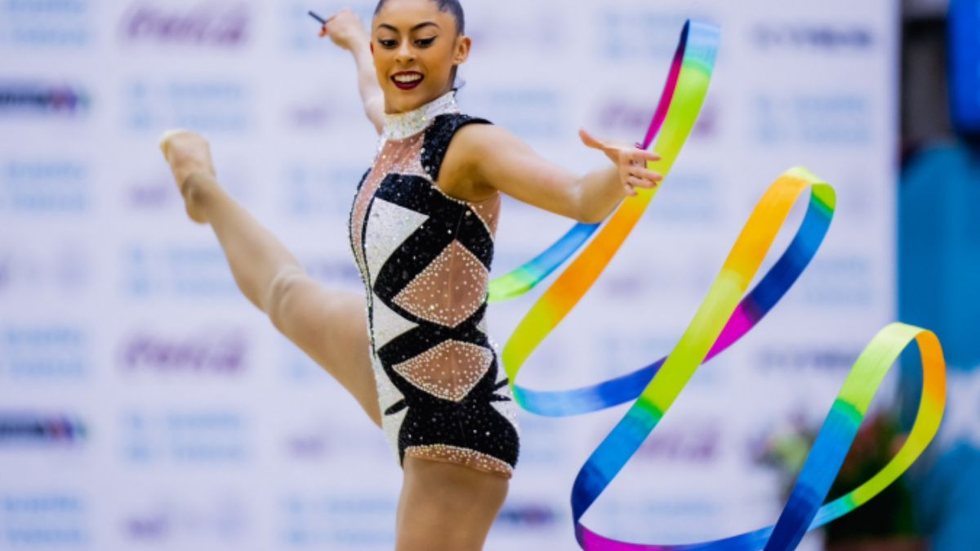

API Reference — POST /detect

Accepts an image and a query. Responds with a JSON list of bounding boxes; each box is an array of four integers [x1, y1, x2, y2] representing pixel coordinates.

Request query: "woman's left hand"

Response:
[[579, 129, 663, 197]]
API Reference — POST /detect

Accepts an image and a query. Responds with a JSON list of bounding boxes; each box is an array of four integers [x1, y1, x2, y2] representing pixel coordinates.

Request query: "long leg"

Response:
[[159, 130, 380, 426], [394, 457, 509, 551]]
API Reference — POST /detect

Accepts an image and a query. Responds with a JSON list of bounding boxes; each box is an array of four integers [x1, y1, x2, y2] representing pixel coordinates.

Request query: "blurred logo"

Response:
[[285, 101, 332, 129], [283, 417, 389, 461], [634, 420, 720, 464], [597, 10, 700, 61], [126, 177, 174, 209], [123, 497, 247, 544], [124, 79, 250, 133], [120, 329, 248, 376], [0, 84, 89, 115], [468, 87, 564, 139], [122, 410, 249, 465], [0, 326, 89, 381], [495, 502, 559, 529], [465, 7, 565, 54], [754, 93, 872, 146], [1, 160, 91, 213], [1, 0, 92, 47], [285, 426, 330, 459], [282, 163, 366, 218], [121, 1, 250, 47], [1, 494, 88, 548], [798, 255, 874, 307], [0, 246, 90, 294], [752, 24, 875, 52], [755, 346, 859, 373], [0, 413, 87, 445], [122, 245, 239, 299], [595, 98, 718, 142], [281, 495, 395, 547]]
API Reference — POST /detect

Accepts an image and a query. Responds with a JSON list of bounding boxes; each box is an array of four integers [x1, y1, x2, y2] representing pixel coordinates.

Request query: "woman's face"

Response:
[[372, 0, 470, 114]]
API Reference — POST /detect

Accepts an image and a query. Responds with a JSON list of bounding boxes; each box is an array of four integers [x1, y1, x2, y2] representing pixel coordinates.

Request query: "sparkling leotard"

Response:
[[349, 92, 520, 478]]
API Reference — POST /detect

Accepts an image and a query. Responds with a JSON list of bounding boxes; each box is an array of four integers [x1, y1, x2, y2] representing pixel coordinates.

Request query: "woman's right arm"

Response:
[[320, 9, 385, 134]]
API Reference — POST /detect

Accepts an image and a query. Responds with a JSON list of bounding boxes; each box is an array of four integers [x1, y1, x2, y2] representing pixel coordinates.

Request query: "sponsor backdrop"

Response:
[[0, 0, 898, 549]]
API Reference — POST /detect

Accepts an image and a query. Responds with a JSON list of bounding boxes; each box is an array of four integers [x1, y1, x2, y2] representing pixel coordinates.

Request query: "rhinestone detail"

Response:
[[382, 91, 460, 141]]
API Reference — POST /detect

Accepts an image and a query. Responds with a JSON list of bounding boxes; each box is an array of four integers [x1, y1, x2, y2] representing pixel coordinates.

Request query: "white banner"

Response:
[[0, 1, 898, 549]]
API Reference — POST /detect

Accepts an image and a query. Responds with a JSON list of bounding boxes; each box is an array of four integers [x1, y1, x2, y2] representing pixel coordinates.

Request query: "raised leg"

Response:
[[159, 130, 380, 425]]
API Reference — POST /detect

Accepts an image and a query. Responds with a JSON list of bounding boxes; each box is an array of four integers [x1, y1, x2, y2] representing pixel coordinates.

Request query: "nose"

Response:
[[395, 39, 415, 64]]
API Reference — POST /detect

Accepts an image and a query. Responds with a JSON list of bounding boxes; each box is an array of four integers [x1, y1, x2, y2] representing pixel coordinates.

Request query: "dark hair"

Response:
[[374, 0, 465, 35], [374, 0, 466, 88]]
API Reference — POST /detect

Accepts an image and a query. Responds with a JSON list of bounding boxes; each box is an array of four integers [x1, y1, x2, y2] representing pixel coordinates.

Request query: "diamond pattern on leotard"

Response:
[[392, 339, 493, 402], [393, 240, 489, 328]]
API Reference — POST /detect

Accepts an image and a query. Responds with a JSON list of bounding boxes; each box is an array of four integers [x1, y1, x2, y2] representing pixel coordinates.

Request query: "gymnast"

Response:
[[159, 0, 662, 548]]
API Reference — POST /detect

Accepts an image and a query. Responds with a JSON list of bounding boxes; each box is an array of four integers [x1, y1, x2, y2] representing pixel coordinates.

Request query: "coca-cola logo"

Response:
[[121, 330, 248, 375], [121, 2, 250, 47]]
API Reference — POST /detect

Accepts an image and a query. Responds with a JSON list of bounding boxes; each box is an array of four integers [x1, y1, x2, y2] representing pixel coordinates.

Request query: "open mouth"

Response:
[[391, 72, 424, 90]]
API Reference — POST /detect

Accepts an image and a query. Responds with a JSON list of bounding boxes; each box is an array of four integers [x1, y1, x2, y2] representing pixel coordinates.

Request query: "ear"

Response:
[[453, 35, 472, 65], [369, 41, 374, 55]]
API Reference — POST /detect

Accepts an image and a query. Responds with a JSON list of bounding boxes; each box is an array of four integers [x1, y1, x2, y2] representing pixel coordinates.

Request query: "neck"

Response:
[[382, 90, 460, 140]]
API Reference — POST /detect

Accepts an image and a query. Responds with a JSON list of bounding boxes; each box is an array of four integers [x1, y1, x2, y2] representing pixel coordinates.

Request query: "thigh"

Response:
[[395, 457, 509, 551], [269, 270, 380, 426]]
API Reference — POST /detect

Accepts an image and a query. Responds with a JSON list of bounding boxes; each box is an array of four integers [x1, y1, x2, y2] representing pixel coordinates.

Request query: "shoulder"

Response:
[[432, 115, 513, 199], [444, 117, 525, 160]]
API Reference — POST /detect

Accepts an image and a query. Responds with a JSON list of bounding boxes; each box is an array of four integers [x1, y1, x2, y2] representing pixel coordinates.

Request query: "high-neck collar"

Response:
[[382, 91, 459, 141]]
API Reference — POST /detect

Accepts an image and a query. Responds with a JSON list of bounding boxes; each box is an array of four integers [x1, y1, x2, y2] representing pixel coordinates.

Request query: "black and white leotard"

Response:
[[348, 91, 520, 478]]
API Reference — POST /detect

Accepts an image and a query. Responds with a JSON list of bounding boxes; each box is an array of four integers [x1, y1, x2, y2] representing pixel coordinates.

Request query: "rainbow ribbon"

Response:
[[495, 20, 723, 418], [486, 16, 693, 306], [492, 21, 948, 551]]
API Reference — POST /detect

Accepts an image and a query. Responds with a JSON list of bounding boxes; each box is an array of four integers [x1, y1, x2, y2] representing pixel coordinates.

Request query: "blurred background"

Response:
[[0, 0, 977, 549]]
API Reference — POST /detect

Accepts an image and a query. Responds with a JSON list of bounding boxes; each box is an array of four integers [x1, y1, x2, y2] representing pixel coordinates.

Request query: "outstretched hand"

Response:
[[318, 9, 370, 51], [579, 129, 662, 197]]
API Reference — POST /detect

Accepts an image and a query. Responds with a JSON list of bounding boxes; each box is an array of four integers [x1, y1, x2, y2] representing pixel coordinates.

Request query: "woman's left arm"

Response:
[[451, 124, 662, 224]]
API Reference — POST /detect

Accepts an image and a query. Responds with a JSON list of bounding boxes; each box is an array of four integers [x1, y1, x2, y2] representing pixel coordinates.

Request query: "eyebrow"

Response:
[[377, 21, 441, 33]]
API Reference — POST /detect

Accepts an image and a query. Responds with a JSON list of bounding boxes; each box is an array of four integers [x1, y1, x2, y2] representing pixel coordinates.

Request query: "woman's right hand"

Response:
[[318, 9, 369, 51]]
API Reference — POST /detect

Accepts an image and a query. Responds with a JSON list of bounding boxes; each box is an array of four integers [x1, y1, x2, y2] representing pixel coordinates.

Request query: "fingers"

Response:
[[628, 166, 663, 183], [625, 175, 659, 190], [318, 10, 344, 38], [626, 149, 661, 165], [578, 128, 607, 151]]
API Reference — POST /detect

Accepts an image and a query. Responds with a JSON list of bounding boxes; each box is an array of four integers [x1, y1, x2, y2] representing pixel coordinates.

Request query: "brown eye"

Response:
[[378, 38, 397, 49], [415, 37, 436, 47]]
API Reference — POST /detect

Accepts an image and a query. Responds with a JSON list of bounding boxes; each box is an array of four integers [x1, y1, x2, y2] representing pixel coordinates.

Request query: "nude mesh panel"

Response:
[[392, 240, 489, 327], [392, 340, 493, 402]]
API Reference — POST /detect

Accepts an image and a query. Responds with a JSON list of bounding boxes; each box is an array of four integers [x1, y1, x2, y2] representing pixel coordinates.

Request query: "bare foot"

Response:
[[158, 129, 217, 223]]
